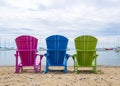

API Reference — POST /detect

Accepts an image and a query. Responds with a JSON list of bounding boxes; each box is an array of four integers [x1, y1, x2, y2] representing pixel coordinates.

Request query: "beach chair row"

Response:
[[14, 35, 98, 74]]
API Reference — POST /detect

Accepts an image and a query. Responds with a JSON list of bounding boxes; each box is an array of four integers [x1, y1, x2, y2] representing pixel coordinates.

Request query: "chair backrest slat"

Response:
[[15, 35, 38, 66], [75, 35, 97, 65], [46, 35, 68, 65]]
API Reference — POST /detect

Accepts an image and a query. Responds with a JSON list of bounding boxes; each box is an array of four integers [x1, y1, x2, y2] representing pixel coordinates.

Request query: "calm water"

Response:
[[0, 50, 120, 66]]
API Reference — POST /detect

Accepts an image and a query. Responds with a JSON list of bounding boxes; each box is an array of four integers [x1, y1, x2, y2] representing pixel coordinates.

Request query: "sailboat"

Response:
[[115, 46, 120, 52], [115, 37, 120, 52]]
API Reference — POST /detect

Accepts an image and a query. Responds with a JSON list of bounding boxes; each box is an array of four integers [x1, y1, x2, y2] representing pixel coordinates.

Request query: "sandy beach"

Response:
[[0, 66, 120, 86]]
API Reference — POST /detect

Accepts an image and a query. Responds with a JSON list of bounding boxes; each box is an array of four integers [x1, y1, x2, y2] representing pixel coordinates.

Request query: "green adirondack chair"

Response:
[[72, 35, 98, 73]]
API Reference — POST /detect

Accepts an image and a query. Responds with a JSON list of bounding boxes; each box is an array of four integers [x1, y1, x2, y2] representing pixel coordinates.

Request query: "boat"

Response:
[[115, 37, 120, 52], [105, 48, 114, 50], [115, 46, 120, 52]]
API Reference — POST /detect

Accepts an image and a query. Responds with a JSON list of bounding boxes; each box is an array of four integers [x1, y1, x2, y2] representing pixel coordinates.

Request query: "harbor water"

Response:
[[0, 50, 120, 66]]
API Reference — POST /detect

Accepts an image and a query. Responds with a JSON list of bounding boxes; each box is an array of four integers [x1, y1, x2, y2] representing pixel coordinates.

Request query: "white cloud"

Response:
[[0, 0, 120, 48]]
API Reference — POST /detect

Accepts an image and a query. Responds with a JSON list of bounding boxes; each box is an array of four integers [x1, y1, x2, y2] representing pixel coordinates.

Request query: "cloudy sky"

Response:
[[0, 0, 120, 48]]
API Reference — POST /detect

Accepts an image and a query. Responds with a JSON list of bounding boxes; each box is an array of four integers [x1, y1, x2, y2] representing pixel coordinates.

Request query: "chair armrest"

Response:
[[65, 54, 70, 60], [94, 54, 99, 58], [35, 54, 44, 60], [14, 51, 19, 67], [96, 54, 99, 57], [34, 54, 44, 65], [14, 51, 19, 56], [44, 53, 50, 62], [39, 54, 44, 60], [71, 54, 76, 60], [44, 53, 49, 57]]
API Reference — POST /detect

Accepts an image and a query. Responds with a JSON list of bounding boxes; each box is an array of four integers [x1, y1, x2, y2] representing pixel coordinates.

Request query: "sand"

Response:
[[0, 66, 120, 86]]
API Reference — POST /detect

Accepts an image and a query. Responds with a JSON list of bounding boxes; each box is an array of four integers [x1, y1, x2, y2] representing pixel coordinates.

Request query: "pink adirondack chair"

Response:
[[14, 35, 43, 73]]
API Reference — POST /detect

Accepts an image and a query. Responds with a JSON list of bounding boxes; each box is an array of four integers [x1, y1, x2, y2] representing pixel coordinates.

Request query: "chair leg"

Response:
[[64, 66, 67, 73], [21, 67, 23, 72], [34, 60, 42, 73], [39, 61, 42, 71], [74, 66, 75, 72], [93, 66, 97, 74], [44, 65, 48, 74], [75, 66, 78, 74], [15, 66, 20, 73], [36, 60, 42, 72], [34, 65, 38, 73], [39, 65, 41, 71]]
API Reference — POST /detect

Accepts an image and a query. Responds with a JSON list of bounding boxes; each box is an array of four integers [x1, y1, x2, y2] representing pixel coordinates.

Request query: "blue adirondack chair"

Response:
[[44, 35, 70, 73]]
